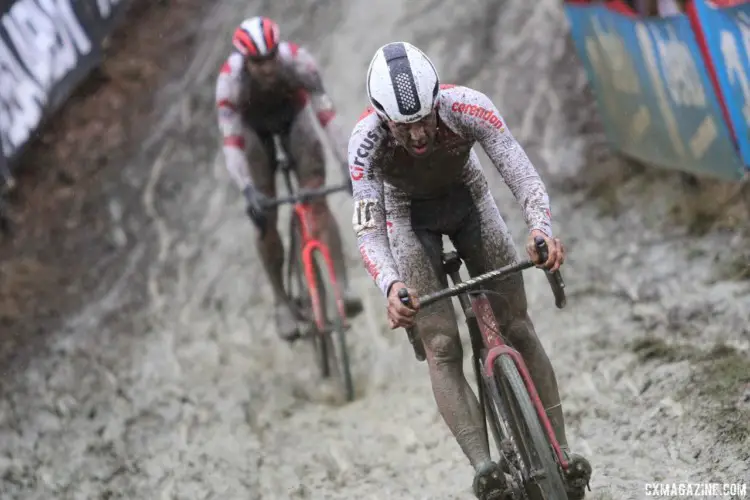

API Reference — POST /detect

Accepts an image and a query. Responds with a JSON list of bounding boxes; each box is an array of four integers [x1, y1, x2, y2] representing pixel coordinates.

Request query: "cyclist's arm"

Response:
[[291, 44, 348, 165], [216, 55, 252, 190], [446, 88, 552, 236], [349, 115, 400, 297]]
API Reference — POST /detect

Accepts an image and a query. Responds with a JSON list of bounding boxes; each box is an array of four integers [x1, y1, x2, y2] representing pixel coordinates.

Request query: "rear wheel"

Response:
[[488, 355, 567, 500], [310, 249, 355, 402]]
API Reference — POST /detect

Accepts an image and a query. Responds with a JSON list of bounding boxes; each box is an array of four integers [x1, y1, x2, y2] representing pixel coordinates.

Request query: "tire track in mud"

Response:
[[1, 0, 748, 499]]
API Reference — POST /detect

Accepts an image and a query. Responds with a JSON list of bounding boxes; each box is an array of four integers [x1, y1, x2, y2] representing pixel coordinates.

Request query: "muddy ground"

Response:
[[1, 0, 748, 499]]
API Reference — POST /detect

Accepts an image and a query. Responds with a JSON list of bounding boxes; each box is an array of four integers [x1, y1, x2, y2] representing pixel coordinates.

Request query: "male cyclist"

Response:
[[216, 16, 362, 341], [349, 42, 592, 499]]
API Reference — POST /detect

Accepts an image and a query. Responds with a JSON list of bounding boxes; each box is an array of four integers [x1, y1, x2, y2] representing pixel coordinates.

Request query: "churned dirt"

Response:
[[0, 0, 207, 362], [1, 0, 748, 499]]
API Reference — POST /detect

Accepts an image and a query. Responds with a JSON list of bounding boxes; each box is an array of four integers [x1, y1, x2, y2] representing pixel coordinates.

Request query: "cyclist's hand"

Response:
[[244, 186, 269, 234], [387, 282, 419, 329], [526, 229, 565, 272]]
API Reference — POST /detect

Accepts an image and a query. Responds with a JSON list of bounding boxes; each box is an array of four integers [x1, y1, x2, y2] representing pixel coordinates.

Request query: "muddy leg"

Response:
[[389, 208, 491, 467], [289, 107, 360, 313], [453, 181, 568, 448], [246, 129, 298, 339]]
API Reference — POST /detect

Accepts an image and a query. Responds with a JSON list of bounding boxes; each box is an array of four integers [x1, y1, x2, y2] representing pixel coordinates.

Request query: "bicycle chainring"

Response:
[[499, 439, 528, 500]]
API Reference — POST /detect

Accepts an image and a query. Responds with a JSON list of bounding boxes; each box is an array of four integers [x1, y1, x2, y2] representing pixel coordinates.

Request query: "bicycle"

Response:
[[398, 237, 569, 499], [261, 134, 355, 402]]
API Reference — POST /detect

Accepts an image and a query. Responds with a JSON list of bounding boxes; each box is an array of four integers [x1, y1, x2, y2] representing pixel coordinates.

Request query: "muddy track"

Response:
[[1, 0, 748, 499]]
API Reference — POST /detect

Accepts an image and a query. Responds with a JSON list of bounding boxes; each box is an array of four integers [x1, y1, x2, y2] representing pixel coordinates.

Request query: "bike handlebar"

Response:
[[261, 183, 350, 208], [398, 236, 567, 310]]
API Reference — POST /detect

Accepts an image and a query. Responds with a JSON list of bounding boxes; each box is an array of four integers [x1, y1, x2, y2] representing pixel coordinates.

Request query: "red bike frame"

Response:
[[292, 201, 347, 332], [476, 296, 569, 470]]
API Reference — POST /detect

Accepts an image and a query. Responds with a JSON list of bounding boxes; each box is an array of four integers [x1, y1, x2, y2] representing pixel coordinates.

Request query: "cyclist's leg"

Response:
[[389, 190, 493, 472], [455, 172, 592, 496], [288, 106, 361, 315], [246, 128, 297, 339], [451, 178, 594, 496], [451, 169, 568, 450]]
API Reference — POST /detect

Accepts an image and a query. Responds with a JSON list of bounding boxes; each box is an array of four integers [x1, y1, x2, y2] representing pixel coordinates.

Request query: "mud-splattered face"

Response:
[[246, 55, 279, 88], [386, 109, 438, 158]]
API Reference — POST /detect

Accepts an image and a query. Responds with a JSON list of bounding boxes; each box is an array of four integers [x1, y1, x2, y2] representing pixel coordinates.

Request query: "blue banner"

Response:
[[564, 3, 746, 180], [693, 0, 750, 167]]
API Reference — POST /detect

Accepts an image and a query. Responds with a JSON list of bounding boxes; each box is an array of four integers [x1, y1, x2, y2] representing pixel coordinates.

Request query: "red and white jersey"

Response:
[[215, 41, 339, 188], [349, 85, 553, 296]]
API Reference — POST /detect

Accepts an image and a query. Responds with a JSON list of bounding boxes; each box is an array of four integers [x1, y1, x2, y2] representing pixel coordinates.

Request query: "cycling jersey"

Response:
[[216, 41, 347, 189], [349, 84, 553, 297]]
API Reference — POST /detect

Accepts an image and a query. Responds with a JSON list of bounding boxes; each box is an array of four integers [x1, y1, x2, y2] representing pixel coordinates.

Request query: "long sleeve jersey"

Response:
[[349, 85, 553, 297], [215, 41, 348, 189]]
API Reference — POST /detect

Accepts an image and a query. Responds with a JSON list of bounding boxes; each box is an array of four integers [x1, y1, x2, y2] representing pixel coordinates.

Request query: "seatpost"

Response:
[[441, 251, 474, 317], [274, 134, 295, 195]]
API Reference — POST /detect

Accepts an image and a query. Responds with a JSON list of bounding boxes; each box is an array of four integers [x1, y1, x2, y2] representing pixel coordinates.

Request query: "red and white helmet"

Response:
[[232, 16, 281, 59]]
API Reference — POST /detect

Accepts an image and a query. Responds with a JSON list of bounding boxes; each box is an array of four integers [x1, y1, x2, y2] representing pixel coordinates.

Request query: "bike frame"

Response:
[[407, 248, 569, 472], [266, 135, 348, 333]]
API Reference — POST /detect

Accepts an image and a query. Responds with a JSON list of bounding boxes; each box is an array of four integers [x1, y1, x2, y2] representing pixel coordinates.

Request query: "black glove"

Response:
[[243, 186, 269, 234]]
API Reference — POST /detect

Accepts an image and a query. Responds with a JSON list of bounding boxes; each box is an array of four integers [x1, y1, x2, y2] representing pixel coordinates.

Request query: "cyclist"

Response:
[[349, 42, 592, 499], [216, 16, 362, 341]]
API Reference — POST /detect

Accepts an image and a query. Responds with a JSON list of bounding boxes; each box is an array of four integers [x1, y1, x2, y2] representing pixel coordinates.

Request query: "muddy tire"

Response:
[[310, 249, 355, 402], [488, 354, 567, 500], [286, 215, 330, 377]]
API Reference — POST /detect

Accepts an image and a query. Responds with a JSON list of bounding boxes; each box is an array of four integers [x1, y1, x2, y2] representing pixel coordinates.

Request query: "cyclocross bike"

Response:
[[261, 134, 355, 402], [399, 237, 569, 499]]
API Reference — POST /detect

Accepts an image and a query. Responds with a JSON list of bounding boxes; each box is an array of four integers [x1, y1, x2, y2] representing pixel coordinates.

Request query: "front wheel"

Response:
[[310, 249, 355, 402], [286, 216, 329, 378], [487, 354, 567, 500]]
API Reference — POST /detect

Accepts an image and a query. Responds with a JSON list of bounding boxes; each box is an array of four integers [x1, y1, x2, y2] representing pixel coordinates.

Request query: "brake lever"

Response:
[[534, 236, 567, 309], [397, 288, 426, 361]]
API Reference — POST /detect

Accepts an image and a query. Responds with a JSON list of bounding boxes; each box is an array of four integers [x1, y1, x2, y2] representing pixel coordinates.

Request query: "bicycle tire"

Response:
[[493, 354, 567, 500], [482, 362, 525, 487], [310, 249, 355, 402], [286, 215, 330, 378]]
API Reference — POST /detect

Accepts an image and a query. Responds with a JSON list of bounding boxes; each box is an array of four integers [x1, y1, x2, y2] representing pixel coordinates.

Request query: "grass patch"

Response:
[[686, 247, 707, 260], [586, 178, 623, 218], [631, 337, 750, 446], [695, 344, 750, 445], [697, 344, 750, 400], [582, 156, 649, 218], [668, 175, 750, 237], [713, 253, 750, 282], [630, 336, 696, 363]]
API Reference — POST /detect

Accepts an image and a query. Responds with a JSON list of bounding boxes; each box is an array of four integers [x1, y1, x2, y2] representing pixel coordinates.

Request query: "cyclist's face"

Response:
[[387, 109, 438, 157], [246, 55, 279, 88]]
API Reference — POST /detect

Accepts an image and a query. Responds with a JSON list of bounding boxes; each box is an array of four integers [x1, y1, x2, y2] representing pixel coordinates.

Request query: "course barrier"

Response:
[[692, 0, 750, 166], [0, 0, 129, 189], [564, 0, 749, 181]]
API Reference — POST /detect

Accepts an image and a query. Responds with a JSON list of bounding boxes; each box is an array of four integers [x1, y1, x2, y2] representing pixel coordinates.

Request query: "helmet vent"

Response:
[[382, 43, 421, 117]]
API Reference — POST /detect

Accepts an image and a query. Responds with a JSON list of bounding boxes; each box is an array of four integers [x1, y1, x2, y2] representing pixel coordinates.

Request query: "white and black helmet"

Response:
[[366, 42, 440, 123]]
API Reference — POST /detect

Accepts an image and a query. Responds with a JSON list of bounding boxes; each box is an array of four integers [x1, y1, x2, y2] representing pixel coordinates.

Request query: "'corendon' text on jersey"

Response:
[[0, 0, 93, 157], [451, 102, 504, 129]]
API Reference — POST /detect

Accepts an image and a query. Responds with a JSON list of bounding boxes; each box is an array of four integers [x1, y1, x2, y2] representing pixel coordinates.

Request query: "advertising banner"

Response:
[[0, 0, 129, 167], [564, 3, 746, 180]]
